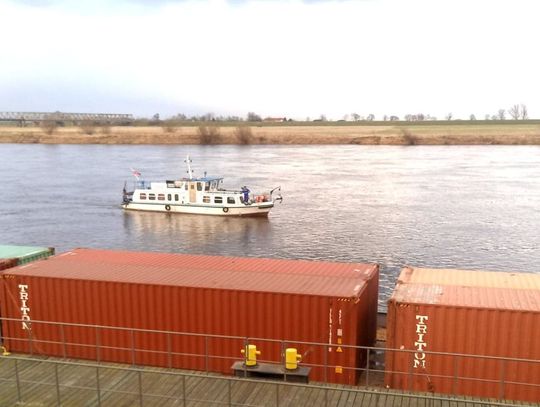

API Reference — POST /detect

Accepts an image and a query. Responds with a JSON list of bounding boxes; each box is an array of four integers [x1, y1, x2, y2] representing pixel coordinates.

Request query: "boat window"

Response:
[[140, 193, 147, 200], [185, 183, 188, 190], [197, 182, 202, 191], [167, 194, 172, 201], [174, 194, 179, 201], [190, 184, 195, 190], [203, 196, 210, 203], [214, 196, 223, 204], [204, 182, 210, 191], [148, 194, 156, 200], [158, 194, 165, 201], [227, 197, 235, 204]]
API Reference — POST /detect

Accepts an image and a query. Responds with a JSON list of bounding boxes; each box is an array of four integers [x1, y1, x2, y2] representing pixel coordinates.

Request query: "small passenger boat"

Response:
[[121, 156, 282, 217]]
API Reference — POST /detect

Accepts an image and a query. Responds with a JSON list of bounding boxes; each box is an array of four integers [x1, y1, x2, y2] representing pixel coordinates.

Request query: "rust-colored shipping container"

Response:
[[385, 267, 540, 402], [0, 248, 378, 385]]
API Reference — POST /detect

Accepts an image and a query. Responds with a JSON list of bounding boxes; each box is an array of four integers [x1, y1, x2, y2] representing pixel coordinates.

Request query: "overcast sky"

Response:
[[1, 0, 539, 120]]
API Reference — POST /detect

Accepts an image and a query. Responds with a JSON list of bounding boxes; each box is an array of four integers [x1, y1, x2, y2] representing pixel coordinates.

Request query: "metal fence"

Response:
[[0, 355, 531, 407], [1, 317, 539, 404]]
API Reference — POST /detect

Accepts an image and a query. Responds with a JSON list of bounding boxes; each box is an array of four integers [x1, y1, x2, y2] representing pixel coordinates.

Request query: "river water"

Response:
[[2, 144, 540, 310]]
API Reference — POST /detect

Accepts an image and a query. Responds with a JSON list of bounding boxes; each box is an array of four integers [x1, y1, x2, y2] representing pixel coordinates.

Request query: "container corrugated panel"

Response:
[[0, 248, 379, 385], [385, 267, 540, 402], [0, 245, 55, 265]]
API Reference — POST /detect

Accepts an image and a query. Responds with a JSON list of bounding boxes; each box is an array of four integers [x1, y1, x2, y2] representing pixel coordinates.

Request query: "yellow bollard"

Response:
[[1, 346, 10, 356], [285, 348, 301, 370], [240, 344, 260, 366]]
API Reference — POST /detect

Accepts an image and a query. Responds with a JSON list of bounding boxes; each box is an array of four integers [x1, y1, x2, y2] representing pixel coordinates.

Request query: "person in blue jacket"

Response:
[[241, 186, 250, 204]]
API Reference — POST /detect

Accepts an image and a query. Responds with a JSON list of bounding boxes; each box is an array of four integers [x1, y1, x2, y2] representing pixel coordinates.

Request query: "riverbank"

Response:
[[1, 123, 540, 145]]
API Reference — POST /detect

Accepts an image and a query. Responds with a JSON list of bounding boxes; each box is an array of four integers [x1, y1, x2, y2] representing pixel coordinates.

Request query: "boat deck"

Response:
[[0, 354, 533, 407]]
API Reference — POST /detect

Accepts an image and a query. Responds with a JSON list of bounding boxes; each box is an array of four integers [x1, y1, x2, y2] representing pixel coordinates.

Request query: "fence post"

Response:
[[324, 344, 328, 384], [96, 366, 101, 406], [275, 382, 280, 407], [227, 378, 231, 406], [167, 332, 172, 369], [365, 348, 370, 386], [452, 355, 458, 395], [138, 369, 143, 406], [14, 359, 21, 403], [131, 329, 136, 366], [182, 374, 186, 406], [60, 324, 67, 359], [205, 335, 209, 373], [499, 358, 507, 400], [281, 341, 286, 382], [54, 363, 61, 406], [95, 326, 101, 363]]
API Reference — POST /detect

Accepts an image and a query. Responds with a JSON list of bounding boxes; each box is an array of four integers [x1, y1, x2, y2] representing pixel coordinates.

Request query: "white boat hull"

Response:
[[121, 202, 274, 217]]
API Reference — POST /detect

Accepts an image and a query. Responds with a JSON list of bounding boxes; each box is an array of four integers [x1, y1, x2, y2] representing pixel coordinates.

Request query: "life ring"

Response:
[[223, 207, 229, 213], [165, 205, 171, 211]]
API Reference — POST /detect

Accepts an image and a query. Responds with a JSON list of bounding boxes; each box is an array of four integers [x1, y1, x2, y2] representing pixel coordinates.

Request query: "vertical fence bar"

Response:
[[131, 329, 136, 366], [14, 359, 21, 403], [60, 324, 67, 359], [54, 363, 61, 406], [167, 332, 172, 369], [95, 326, 101, 363], [499, 358, 507, 400], [96, 366, 101, 406], [365, 348, 370, 386], [205, 335, 209, 373], [227, 378, 231, 407], [324, 344, 328, 384], [182, 374, 186, 406], [275, 382, 280, 407], [138, 369, 143, 407], [452, 355, 458, 395], [281, 341, 286, 382], [28, 328, 34, 356]]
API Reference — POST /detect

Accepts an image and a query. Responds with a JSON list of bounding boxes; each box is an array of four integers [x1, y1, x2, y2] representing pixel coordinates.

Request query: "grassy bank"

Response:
[[1, 122, 540, 145]]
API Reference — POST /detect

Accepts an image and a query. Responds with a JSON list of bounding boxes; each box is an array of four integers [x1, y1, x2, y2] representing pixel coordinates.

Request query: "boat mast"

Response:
[[185, 155, 194, 180]]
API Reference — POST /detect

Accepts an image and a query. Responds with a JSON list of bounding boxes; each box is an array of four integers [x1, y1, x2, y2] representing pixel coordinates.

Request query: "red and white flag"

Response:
[[130, 168, 141, 179]]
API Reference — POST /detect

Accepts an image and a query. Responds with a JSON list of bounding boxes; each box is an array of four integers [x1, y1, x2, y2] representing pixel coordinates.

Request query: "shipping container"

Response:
[[0, 245, 55, 266], [385, 267, 540, 402], [0, 248, 379, 385]]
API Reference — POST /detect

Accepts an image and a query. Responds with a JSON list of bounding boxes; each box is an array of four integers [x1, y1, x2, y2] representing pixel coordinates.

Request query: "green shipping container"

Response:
[[0, 245, 55, 266]]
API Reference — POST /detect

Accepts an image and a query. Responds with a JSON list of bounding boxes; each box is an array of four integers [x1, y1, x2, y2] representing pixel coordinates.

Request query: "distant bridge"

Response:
[[0, 112, 134, 125]]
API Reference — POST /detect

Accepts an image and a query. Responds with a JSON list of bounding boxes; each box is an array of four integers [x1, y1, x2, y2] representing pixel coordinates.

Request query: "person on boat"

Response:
[[241, 186, 250, 204]]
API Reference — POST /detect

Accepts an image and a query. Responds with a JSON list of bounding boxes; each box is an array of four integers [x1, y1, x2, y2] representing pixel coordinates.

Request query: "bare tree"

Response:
[[509, 105, 520, 120], [247, 112, 262, 122], [497, 109, 506, 120], [445, 113, 453, 120], [520, 104, 529, 120], [383, 115, 388, 121], [366, 114, 375, 121], [351, 113, 360, 121], [390, 115, 399, 121], [470, 114, 476, 120]]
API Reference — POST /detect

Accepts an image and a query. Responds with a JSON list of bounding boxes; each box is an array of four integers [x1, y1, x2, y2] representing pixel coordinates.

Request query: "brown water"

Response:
[[2, 144, 540, 310]]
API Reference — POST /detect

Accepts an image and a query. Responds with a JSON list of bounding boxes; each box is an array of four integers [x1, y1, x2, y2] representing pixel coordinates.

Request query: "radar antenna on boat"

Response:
[[185, 155, 194, 180]]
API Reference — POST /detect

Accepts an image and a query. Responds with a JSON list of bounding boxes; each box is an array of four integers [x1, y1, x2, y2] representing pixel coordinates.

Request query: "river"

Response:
[[2, 144, 540, 310]]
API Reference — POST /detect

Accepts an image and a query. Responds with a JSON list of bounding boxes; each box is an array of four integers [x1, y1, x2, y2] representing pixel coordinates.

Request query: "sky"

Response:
[[1, 0, 539, 120]]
